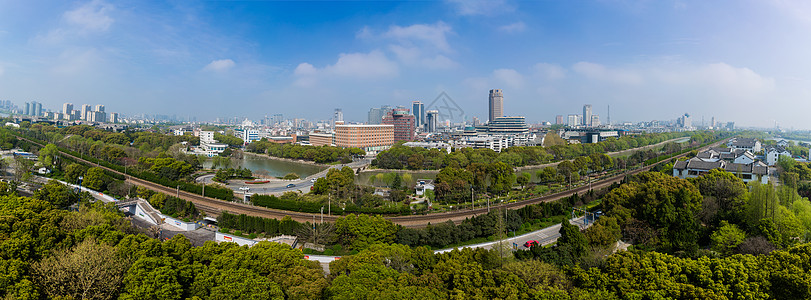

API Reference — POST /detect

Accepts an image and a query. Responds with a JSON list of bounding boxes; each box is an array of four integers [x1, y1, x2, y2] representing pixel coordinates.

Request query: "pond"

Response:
[[204, 155, 326, 178]]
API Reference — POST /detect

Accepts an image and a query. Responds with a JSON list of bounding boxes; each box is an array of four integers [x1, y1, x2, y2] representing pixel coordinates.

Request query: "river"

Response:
[[204, 155, 327, 178]]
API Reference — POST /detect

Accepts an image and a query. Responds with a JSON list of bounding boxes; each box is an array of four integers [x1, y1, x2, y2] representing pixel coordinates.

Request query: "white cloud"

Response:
[[389, 45, 456, 69], [64, 0, 114, 32], [534, 63, 566, 80], [361, 22, 456, 70], [572, 61, 643, 85], [293, 51, 398, 87], [203, 59, 235, 72], [499, 22, 526, 33], [446, 0, 514, 16], [35, 0, 115, 44], [493, 68, 524, 88], [294, 63, 317, 76], [383, 22, 453, 52], [325, 51, 398, 78]]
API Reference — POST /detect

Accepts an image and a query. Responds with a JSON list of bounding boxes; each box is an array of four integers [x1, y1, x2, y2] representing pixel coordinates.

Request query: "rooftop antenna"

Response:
[[607, 105, 610, 126]]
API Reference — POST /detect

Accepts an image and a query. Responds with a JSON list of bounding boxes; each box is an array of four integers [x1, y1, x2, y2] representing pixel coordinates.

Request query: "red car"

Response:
[[524, 240, 539, 248]]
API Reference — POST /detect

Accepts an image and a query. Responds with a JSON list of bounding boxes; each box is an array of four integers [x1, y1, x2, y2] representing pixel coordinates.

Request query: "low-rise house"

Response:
[[673, 158, 769, 184], [415, 179, 435, 196], [727, 138, 762, 153], [765, 145, 792, 166]]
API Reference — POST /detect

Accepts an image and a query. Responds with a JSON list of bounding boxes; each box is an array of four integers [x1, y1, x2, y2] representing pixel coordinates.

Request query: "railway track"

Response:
[[18, 134, 726, 227]]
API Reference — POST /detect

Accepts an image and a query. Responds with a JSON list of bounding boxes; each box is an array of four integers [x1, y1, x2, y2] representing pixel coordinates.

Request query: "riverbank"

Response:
[[242, 151, 332, 167]]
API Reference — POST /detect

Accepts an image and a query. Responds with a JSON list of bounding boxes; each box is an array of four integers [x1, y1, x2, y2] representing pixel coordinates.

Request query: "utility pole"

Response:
[[176, 185, 180, 198], [320, 206, 324, 224], [471, 186, 474, 210]]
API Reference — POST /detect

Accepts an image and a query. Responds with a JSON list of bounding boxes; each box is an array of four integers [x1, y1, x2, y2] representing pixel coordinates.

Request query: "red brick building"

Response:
[[382, 108, 415, 142]]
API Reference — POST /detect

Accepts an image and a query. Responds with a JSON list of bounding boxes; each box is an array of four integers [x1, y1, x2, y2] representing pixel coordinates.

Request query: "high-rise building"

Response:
[[109, 112, 119, 123], [412, 101, 425, 127], [555, 115, 564, 125], [24, 102, 30, 116], [679, 113, 692, 128], [567, 114, 581, 127], [590, 115, 600, 127], [382, 107, 415, 142], [334, 108, 343, 124], [81, 104, 91, 120], [489, 89, 504, 123], [426, 110, 439, 133], [583, 104, 592, 126], [367, 105, 392, 125], [95, 105, 105, 112], [62, 103, 73, 115], [33, 102, 42, 117]]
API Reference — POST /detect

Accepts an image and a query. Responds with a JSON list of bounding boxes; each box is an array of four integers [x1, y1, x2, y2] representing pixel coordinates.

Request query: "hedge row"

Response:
[[251, 194, 411, 215]]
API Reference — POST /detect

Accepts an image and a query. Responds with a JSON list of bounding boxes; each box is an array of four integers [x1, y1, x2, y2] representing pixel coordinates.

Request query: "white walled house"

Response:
[[727, 138, 762, 153], [673, 158, 769, 184], [765, 146, 792, 166]]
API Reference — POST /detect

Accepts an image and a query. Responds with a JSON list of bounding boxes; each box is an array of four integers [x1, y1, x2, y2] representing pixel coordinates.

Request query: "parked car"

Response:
[[310, 178, 316, 183], [239, 186, 250, 191], [524, 240, 539, 248], [286, 183, 296, 188]]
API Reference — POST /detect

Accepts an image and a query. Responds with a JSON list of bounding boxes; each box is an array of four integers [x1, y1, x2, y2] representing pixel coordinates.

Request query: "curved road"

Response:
[[18, 135, 726, 228]]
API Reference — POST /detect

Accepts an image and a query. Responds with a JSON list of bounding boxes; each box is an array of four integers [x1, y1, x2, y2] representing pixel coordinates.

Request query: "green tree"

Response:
[[39, 143, 59, 167], [334, 214, 398, 250], [710, 221, 746, 255], [64, 163, 85, 184], [83, 167, 107, 191], [32, 238, 128, 300], [33, 180, 78, 208], [517, 172, 531, 190]]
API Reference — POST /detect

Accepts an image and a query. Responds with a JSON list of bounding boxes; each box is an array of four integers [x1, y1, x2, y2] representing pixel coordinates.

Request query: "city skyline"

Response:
[[1, 1, 810, 128]]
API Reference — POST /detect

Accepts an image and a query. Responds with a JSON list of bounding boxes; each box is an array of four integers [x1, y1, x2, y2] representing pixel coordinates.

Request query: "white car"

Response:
[[310, 178, 317, 183], [239, 186, 250, 191]]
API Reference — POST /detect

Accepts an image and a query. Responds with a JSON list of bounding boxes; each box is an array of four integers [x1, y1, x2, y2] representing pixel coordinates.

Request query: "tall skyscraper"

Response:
[[333, 108, 343, 126], [412, 101, 425, 127], [426, 110, 439, 133], [489, 89, 503, 123], [81, 104, 91, 120], [95, 105, 105, 112], [24, 102, 30, 116], [62, 103, 73, 115], [582, 104, 592, 126], [33, 102, 42, 117], [567, 114, 581, 127], [367, 105, 392, 125]]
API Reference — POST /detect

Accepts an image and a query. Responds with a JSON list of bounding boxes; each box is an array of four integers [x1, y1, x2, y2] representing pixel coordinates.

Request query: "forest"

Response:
[[7, 170, 811, 299]]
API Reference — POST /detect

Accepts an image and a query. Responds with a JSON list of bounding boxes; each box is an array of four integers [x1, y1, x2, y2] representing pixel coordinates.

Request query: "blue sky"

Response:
[[0, 0, 809, 129]]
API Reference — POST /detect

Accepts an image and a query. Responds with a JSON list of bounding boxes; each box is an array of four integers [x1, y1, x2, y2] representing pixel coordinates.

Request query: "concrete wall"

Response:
[[215, 232, 257, 246], [160, 214, 199, 231], [132, 202, 159, 225]]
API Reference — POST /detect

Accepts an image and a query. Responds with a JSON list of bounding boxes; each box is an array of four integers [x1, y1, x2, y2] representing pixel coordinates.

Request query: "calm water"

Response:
[[204, 155, 326, 178]]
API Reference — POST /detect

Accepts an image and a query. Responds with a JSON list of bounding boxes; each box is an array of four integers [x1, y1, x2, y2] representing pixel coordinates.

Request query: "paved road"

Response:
[[434, 216, 590, 254]]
